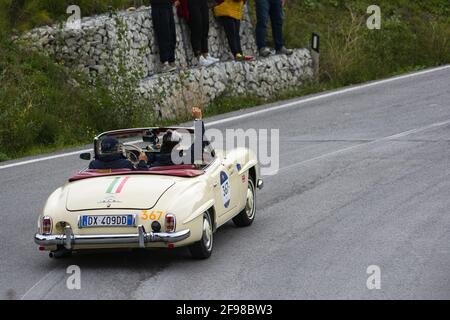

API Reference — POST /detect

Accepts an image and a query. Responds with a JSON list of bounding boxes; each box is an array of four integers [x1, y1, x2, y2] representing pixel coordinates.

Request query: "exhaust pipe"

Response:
[[49, 248, 72, 259]]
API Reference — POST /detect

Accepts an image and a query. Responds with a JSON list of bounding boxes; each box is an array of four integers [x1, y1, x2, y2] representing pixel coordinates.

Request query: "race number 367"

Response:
[[220, 171, 231, 208]]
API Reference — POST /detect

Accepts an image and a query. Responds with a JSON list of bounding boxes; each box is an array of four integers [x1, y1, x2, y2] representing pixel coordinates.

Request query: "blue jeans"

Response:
[[255, 0, 284, 50]]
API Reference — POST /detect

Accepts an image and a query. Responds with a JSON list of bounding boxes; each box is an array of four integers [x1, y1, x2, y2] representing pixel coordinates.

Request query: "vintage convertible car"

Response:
[[34, 122, 263, 259]]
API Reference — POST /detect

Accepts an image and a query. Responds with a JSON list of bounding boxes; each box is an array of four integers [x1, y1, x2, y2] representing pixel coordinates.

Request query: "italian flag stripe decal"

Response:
[[106, 177, 129, 194], [116, 177, 130, 193]]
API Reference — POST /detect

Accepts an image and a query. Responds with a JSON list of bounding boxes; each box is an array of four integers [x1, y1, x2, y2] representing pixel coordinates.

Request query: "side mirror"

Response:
[[80, 153, 91, 161]]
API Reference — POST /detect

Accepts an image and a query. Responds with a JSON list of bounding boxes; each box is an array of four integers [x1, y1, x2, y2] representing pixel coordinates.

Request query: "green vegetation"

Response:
[[0, 0, 150, 31], [0, 2, 154, 160], [279, 0, 450, 85], [0, 0, 449, 161], [0, 33, 152, 160]]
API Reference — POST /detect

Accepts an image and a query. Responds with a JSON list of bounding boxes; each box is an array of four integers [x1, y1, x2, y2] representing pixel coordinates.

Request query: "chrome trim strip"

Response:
[[35, 226, 191, 250]]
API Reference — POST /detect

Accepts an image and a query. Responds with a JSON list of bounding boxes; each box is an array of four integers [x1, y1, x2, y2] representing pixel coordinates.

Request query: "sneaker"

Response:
[[199, 55, 214, 67], [169, 62, 178, 71], [206, 54, 220, 63], [235, 53, 253, 61], [161, 61, 176, 73], [259, 47, 272, 57], [276, 46, 294, 55]]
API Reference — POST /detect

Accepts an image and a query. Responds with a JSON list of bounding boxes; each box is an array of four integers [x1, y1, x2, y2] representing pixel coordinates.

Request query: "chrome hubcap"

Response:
[[245, 184, 255, 219], [202, 215, 213, 251]]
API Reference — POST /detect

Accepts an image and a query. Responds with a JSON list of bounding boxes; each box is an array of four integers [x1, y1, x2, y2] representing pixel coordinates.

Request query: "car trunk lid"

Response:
[[66, 175, 176, 211]]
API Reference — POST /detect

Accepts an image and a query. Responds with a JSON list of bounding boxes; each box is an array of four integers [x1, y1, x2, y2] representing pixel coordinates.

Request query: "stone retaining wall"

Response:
[[20, 4, 314, 120], [21, 5, 257, 77], [140, 49, 313, 119]]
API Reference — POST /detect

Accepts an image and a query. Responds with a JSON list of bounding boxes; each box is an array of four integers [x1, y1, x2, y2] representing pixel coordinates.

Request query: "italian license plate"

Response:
[[79, 215, 135, 228]]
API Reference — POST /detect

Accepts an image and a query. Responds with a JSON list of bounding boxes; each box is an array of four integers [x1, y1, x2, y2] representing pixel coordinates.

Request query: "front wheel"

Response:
[[189, 212, 214, 259], [233, 178, 256, 227]]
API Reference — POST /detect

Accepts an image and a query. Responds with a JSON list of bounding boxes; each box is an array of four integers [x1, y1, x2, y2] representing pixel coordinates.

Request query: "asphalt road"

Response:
[[1, 66, 449, 300]]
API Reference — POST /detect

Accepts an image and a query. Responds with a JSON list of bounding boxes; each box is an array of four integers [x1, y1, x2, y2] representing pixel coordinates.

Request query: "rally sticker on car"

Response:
[[106, 177, 129, 194], [220, 171, 231, 208]]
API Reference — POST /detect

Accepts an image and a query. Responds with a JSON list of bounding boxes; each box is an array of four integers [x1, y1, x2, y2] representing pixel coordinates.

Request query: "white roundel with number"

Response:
[[220, 171, 231, 208]]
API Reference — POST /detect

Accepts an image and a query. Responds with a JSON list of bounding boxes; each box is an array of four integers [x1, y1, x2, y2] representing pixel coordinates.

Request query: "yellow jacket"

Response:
[[213, 0, 245, 21]]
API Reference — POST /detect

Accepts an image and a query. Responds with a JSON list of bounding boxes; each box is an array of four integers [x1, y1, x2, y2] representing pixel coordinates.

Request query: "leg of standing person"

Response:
[[221, 16, 240, 57], [188, 0, 202, 57], [235, 19, 243, 56], [255, 0, 270, 55], [154, 3, 178, 71], [168, 3, 176, 63], [235, 18, 252, 61], [200, 0, 219, 63], [270, 0, 293, 55], [200, 0, 209, 55], [269, 0, 283, 51], [152, 4, 170, 63]]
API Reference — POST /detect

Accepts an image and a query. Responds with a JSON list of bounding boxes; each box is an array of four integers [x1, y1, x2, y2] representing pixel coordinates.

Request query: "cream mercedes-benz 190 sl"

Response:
[[34, 120, 263, 259]]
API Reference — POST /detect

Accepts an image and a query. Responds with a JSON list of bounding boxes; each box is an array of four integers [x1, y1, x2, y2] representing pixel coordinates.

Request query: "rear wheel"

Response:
[[233, 178, 256, 227], [189, 212, 214, 259]]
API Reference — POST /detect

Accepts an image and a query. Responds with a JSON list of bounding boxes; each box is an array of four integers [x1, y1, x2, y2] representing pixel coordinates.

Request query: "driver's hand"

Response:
[[139, 152, 148, 163]]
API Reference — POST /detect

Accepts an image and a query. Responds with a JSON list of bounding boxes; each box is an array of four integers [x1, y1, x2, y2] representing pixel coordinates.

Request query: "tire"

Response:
[[233, 178, 256, 227], [189, 212, 214, 259]]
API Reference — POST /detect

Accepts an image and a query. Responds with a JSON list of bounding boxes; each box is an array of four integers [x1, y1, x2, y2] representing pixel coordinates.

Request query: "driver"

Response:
[[89, 137, 148, 170]]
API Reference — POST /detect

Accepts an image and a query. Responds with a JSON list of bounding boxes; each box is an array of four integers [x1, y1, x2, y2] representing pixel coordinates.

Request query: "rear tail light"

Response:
[[165, 214, 176, 233], [42, 216, 52, 235]]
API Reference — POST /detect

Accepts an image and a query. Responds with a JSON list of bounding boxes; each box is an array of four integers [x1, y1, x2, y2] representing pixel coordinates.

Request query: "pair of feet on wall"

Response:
[[160, 51, 255, 72], [160, 54, 219, 72], [199, 54, 220, 67], [235, 53, 253, 61], [161, 61, 177, 73], [259, 46, 293, 57]]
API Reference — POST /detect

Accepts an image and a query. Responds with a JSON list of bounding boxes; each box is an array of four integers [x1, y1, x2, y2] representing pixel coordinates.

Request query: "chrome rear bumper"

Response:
[[35, 225, 191, 250]]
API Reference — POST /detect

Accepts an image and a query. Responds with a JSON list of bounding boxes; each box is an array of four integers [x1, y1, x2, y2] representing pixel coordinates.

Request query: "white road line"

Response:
[[1, 65, 449, 171], [20, 268, 63, 300], [263, 118, 450, 177], [0, 149, 92, 170], [208, 65, 450, 127]]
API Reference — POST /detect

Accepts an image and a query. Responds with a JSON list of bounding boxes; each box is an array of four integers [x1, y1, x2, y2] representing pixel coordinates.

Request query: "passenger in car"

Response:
[[149, 130, 183, 167]]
